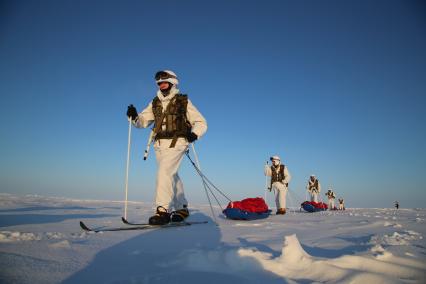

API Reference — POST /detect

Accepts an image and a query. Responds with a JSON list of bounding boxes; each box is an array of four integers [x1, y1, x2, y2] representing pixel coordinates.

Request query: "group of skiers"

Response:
[[312, 177, 345, 211], [264, 157, 345, 214], [311, 178, 344, 211], [126, 70, 347, 224]]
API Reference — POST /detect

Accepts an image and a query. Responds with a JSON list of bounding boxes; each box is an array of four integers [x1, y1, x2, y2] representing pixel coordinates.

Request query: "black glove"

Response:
[[127, 104, 138, 121], [187, 132, 198, 143]]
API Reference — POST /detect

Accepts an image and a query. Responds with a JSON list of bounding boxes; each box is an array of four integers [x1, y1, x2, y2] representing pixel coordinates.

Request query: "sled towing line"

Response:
[[79, 220, 208, 233]]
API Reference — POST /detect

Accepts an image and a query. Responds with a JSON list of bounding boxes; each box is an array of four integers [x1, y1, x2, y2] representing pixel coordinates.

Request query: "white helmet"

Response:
[[155, 70, 179, 86], [270, 155, 281, 162], [270, 155, 281, 166]]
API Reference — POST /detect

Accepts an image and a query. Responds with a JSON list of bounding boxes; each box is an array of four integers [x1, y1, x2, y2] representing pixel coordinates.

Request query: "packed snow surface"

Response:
[[0, 193, 425, 283]]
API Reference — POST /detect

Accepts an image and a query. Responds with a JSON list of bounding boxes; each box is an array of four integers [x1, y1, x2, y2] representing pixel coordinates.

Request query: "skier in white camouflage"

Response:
[[306, 175, 321, 202], [264, 155, 291, 215], [127, 70, 207, 225], [338, 198, 345, 210], [325, 187, 336, 210]]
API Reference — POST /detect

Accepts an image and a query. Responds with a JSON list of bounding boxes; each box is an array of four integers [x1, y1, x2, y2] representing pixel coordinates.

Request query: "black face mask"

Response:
[[160, 83, 173, 96]]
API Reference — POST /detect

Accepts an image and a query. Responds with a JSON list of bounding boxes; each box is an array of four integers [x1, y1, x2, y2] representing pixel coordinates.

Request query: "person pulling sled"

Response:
[[325, 188, 336, 210], [127, 70, 207, 225], [306, 175, 321, 202], [264, 155, 291, 215], [338, 198, 345, 210]]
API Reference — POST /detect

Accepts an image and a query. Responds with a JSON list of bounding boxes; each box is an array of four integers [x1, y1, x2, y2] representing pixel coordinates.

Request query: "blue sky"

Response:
[[1, 0, 425, 208]]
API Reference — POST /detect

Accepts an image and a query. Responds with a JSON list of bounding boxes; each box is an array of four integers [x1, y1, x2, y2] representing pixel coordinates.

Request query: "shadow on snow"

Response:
[[63, 212, 287, 284], [0, 206, 96, 213], [302, 234, 375, 258], [0, 213, 118, 228]]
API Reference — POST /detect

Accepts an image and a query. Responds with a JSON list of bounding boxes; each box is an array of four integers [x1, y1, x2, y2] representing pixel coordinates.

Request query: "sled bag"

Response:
[[301, 201, 328, 212], [223, 197, 271, 220]]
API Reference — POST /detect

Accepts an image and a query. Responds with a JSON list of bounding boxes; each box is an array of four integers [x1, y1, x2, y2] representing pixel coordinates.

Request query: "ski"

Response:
[[121, 217, 149, 226], [80, 220, 207, 233], [121, 217, 208, 226]]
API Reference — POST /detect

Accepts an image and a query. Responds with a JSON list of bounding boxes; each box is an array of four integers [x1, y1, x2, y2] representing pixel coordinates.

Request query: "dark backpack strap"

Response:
[[281, 165, 288, 187]]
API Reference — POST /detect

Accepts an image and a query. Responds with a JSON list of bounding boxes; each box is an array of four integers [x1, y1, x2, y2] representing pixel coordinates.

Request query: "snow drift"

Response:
[[239, 234, 425, 283]]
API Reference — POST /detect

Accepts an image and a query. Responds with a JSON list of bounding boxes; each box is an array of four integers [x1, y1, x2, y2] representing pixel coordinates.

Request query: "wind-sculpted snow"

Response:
[[169, 234, 425, 283], [238, 234, 425, 283], [370, 230, 423, 246], [0, 230, 87, 242], [0, 231, 42, 242], [0, 194, 425, 283]]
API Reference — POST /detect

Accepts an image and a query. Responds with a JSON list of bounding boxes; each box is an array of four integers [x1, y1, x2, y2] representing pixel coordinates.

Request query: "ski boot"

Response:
[[170, 205, 189, 222], [276, 208, 286, 215], [149, 206, 171, 225]]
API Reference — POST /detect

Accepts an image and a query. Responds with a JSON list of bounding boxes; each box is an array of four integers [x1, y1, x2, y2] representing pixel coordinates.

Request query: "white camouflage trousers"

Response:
[[272, 182, 287, 210], [154, 138, 188, 211], [328, 198, 335, 210], [310, 191, 319, 202]]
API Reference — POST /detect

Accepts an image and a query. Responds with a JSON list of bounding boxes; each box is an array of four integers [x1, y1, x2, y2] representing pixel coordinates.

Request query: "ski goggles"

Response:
[[155, 71, 177, 81]]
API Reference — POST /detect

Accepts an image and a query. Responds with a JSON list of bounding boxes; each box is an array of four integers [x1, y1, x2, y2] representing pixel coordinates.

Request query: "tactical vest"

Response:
[[152, 94, 191, 145], [270, 165, 287, 188], [308, 179, 319, 192]]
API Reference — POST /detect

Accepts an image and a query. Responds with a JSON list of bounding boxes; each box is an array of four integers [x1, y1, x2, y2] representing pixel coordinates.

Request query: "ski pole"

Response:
[[143, 129, 155, 160], [123, 117, 132, 220], [264, 161, 269, 201], [191, 143, 201, 171]]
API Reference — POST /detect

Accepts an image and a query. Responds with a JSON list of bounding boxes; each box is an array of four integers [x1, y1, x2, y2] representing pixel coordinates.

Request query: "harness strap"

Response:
[[170, 134, 178, 148], [153, 112, 166, 134]]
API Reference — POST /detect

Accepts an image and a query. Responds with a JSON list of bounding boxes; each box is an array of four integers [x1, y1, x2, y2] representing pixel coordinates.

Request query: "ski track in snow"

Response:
[[0, 193, 425, 283]]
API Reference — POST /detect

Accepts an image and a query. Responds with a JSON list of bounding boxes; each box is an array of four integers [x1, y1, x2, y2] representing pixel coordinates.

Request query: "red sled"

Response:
[[301, 201, 328, 212], [223, 197, 271, 220]]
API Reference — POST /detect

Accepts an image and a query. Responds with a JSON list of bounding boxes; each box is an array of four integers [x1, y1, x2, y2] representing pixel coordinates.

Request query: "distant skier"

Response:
[[306, 175, 321, 202], [127, 70, 207, 225], [395, 201, 399, 210], [264, 155, 291, 215], [338, 198, 345, 210], [325, 188, 336, 210]]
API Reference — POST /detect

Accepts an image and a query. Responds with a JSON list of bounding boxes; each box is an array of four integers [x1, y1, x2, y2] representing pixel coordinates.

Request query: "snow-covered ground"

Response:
[[0, 193, 425, 283]]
